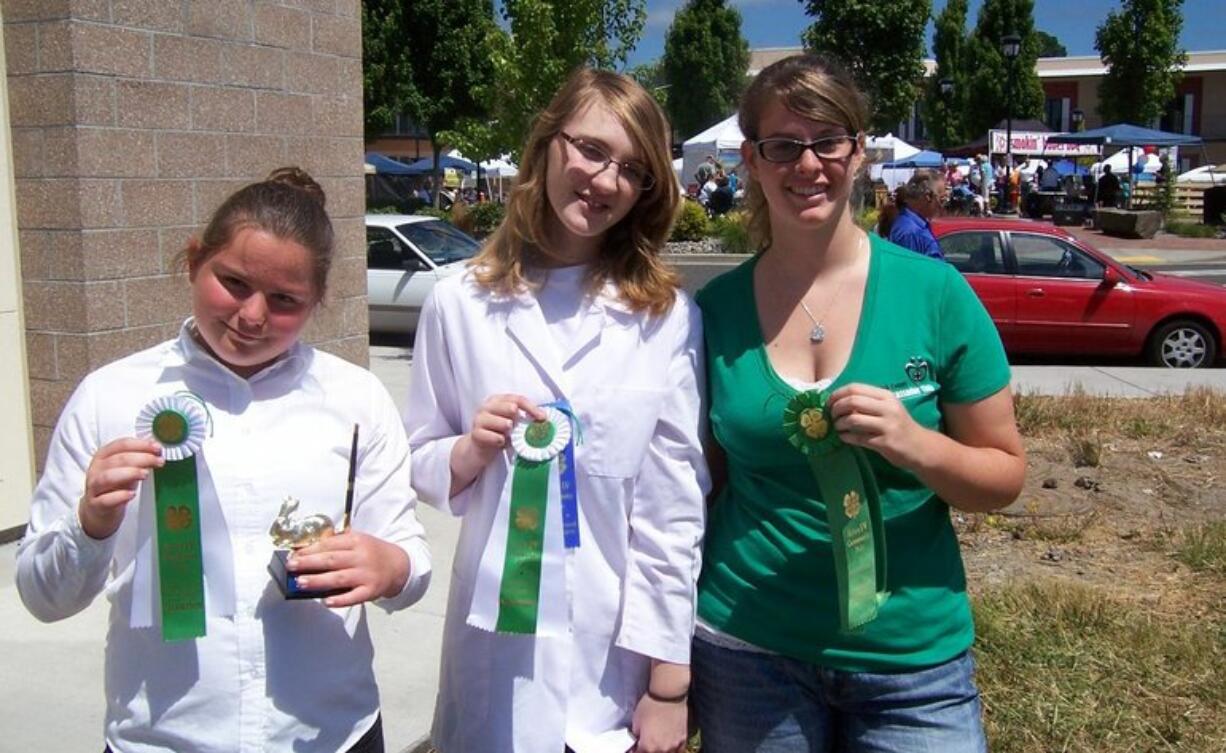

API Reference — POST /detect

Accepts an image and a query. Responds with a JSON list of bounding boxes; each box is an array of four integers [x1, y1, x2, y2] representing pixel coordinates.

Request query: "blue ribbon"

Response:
[[542, 400, 582, 549]]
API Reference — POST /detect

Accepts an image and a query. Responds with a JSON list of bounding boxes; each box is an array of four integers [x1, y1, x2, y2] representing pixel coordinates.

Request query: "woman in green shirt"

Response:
[[690, 54, 1026, 752]]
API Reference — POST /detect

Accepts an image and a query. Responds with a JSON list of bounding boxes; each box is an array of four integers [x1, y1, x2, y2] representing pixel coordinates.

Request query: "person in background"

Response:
[[1097, 164, 1121, 208], [878, 170, 947, 261], [16, 168, 431, 753], [708, 175, 736, 217]]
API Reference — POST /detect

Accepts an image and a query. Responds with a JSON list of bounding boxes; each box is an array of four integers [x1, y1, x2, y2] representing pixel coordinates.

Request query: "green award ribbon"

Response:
[[783, 390, 889, 631], [136, 395, 209, 642], [496, 409, 571, 634]]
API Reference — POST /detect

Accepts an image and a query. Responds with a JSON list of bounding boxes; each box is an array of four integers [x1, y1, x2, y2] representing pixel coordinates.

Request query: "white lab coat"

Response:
[[406, 271, 709, 753]]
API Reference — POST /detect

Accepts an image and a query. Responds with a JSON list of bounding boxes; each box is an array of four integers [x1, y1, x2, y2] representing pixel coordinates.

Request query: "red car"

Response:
[[931, 217, 1226, 368]]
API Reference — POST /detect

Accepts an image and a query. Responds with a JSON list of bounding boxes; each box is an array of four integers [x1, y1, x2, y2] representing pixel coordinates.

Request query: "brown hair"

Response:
[[877, 170, 944, 236], [183, 166, 333, 298], [471, 68, 681, 316], [738, 54, 870, 251]]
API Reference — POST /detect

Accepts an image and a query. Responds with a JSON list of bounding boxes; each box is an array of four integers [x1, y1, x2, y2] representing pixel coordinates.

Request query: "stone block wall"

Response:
[[3, 0, 368, 466]]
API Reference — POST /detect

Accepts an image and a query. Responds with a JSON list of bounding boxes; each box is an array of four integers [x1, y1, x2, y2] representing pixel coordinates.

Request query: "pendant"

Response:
[[809, 324, 825, 344]]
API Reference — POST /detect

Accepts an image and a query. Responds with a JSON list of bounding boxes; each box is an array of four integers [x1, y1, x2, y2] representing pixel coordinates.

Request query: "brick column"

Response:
[[3, 0, 368, 468]]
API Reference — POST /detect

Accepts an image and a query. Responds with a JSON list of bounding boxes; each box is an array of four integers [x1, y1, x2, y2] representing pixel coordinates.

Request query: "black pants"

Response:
[[104, 715, 384, 753]]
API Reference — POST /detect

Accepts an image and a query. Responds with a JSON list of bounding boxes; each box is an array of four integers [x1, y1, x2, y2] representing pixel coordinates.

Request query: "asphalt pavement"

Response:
[[4, 347, 1226, 753]]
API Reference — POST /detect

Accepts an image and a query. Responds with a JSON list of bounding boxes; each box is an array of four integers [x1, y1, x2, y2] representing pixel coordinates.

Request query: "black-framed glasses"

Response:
[[558, 132, 656, 192], [754, 135, 858, 163]]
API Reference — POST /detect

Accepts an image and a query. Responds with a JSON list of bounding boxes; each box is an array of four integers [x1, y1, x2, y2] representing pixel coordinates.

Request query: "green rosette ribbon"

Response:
[[784, 390, 890, 631], [135, 394, 209, 641], [496, 408, 571, 634]]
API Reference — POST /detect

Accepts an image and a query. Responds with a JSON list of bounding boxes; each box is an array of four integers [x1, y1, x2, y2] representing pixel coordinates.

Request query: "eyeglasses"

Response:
[[754, 135, 858, 163], [558, 132, 656, 192]]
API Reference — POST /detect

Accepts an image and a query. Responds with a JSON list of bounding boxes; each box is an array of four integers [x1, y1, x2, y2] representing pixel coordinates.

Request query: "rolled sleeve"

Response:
[[616, 301, 710, 664]]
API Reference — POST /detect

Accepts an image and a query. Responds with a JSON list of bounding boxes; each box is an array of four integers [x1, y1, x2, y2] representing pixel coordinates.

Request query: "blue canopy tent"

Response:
[[403, 154, 478, 175], [1049, 158, 1089, 177], [881, 149, 945, 169], [364, 152, 416, 175], [1047, 124, 1204, 207]]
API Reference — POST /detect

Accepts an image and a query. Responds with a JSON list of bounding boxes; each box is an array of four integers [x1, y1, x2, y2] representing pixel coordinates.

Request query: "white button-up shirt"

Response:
[[406, 271, 709, 753], [16, 322, 431, 753]]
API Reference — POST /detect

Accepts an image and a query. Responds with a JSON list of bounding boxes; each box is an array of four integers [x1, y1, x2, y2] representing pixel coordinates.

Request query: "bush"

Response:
[[1165, 220, 1218, 238], [855, 207, 880, 233], [670, 200, 710, 241], [711, 211, 752, 254], [465, 202, 506, 239], [414, 205, 450, 221], [368, 205, 403, 215]]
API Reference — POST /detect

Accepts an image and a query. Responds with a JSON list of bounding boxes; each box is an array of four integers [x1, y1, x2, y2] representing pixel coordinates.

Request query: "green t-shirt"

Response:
[[695, 235, 1010, 672]]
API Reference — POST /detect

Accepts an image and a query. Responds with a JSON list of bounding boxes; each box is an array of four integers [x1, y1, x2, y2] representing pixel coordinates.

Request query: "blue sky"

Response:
[[626, 0, 1225, 68]]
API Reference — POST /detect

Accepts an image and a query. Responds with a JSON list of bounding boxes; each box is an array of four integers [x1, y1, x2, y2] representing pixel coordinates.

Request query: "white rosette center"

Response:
[[509, 406, 571, 462], [135, 394, 209, 461]]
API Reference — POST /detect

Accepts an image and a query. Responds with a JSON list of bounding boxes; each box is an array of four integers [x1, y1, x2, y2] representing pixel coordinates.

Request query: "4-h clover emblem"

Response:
[[165, 505, 193, 531], [843, 491, 861, 520], [905, 357, 930, 384]]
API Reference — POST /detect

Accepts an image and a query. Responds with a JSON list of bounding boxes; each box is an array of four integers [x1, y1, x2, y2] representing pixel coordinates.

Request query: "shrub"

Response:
[[711, 211, 753, 254], [464, 202, 506, 239], [1165, 220, 1218, 238], [855, 207, 880, 232], [414, 206, 450, 221], [671, 200, 710, 241]]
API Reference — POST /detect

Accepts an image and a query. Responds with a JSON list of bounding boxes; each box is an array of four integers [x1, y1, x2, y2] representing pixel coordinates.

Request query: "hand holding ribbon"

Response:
[[80, 438, 165, 540], [828, 384, 930, 471], [287, 531, 410, 608], [449, 393, 546, 496], [784, 389, 890, 632]]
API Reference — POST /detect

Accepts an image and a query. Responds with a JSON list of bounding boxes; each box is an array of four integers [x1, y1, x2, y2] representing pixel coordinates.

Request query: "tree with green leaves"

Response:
[[962, 0, 1045, 140], [449, 0, 646, 162], [1035, 30, 1067, 58], [923, 0, 971, 149], [660, 0, 750, 138], [628, 60, 668, 113], [799, 0, 931, 133], [1095, 0, 1186, 126], [362, 0, 498, 206]]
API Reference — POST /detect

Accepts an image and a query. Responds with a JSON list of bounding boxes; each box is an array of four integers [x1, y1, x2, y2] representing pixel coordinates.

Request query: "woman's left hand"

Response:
[[630, 694, 688, 753], [287, 532, 410, 608], [827, 383, 932, 471]]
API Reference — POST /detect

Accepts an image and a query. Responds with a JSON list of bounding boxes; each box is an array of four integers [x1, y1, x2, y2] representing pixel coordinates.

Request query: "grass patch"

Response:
[[987, 511, 1096, 543], [1014, 388, 1226, 443], [1174, 522, 1226, 575], [1165, 221, 1220, 239], [974, 580, 1226, 752]]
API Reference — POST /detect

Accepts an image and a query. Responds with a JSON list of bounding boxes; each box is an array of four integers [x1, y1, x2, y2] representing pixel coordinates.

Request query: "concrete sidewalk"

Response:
[[3, 350, 1225, 753]]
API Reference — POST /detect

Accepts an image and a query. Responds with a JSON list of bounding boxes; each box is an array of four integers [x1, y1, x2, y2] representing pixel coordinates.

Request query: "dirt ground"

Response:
[[956, 400, 1226, 616]]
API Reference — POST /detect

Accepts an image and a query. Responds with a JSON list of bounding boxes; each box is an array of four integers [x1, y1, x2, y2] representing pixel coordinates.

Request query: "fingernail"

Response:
[[296, 576, 309, 588]]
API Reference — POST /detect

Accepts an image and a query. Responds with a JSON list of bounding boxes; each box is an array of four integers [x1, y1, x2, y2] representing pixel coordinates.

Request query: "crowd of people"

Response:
[[18, 54, 1025, 753]]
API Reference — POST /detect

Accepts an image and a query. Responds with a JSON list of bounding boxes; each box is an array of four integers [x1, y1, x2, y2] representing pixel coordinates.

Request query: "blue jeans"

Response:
[[691, 639, 987, 753]]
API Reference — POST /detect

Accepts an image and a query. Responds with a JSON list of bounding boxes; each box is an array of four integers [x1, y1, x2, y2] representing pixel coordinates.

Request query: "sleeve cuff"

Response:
[[66, 501, 119, 568], [377, 537, 432, 613], [412, 435, 474, 516]]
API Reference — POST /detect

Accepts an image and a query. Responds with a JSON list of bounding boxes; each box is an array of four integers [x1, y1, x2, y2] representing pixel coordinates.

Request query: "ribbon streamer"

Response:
[[493, 407, 572, 634], [135, 395, 209, 641], [783, 390, 890, 631]]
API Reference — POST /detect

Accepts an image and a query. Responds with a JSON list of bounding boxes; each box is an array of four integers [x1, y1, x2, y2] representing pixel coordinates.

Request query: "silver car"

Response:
[[366, 213, 480, 334]]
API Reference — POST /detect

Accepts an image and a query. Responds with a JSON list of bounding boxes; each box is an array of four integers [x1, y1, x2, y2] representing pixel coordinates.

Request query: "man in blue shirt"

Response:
[[886, 171, 946, 260]]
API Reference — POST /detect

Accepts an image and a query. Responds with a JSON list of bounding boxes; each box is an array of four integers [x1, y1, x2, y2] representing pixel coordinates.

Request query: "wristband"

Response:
[[646, 687, 689, 704]]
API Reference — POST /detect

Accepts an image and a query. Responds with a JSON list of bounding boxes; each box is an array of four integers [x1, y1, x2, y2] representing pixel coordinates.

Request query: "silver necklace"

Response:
[[797, 234, 863, 344]]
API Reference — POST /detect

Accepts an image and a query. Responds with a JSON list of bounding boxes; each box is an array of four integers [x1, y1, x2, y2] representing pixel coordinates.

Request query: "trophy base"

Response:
[[268, 549, 346, 600]]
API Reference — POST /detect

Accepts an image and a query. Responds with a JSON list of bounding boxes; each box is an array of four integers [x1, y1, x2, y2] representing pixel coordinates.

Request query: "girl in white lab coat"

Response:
[[406, 68, 709, 753]]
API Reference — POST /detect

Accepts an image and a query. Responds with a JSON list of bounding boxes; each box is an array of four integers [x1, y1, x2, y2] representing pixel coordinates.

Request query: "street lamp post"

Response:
[[1001, 33, 1021, 214]]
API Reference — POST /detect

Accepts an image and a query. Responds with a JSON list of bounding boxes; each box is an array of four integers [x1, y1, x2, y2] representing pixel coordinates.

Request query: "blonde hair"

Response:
[[472, 68, 681, 316], [739, 54, 870, 251]]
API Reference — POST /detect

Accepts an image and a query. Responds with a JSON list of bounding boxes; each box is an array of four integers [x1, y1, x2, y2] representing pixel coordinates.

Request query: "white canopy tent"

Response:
[[449, 150, 519, 200], [681, 115, 745, 190], [865, 134, 920, 181]]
